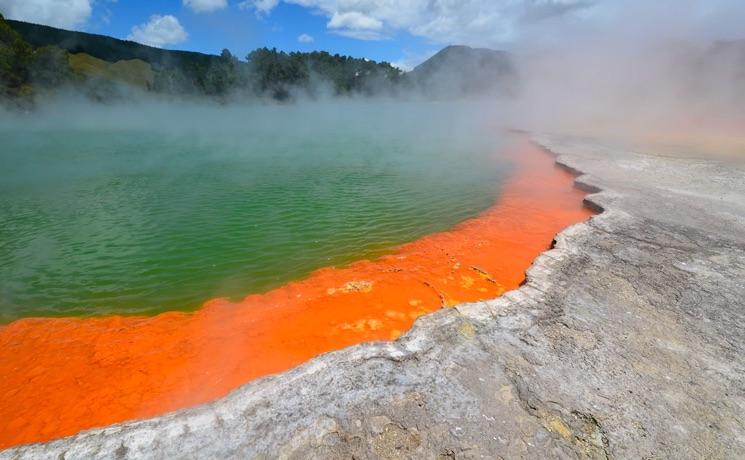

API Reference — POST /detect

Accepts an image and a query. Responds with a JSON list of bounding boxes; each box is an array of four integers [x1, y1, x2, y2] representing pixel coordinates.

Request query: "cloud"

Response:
[[520, 0, 593, 22], [183, 0, 228, 13], [325, 11, 384, 39], [249, 0, 594, 45], [327, 11, 382, 30], [331, 29, 385, 40], [0, 0, 92, 29], [244, 0, 745, 48], [239, 0, 280, 15], [297, 33, 314, 43], [391, 49, 438, 72], [127, 15, 188, 48]]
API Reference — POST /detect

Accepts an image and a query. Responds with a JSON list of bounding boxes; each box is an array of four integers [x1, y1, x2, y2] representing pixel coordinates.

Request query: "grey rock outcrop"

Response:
[[3, 134, 744, 459]]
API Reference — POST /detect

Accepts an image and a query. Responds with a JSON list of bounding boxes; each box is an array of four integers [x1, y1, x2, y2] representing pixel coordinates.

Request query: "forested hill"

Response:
[[6, 19, 228, 72], [409, 45, 518, 97], [1, 14, 521, 106], [0, 15, 404, 104]]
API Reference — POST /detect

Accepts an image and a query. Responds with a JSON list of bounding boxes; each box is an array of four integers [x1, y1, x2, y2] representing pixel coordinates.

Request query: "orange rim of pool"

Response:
[[0, 139, 594, 449]]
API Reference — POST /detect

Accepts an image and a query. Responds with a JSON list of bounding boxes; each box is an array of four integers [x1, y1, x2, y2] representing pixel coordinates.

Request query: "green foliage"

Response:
[[246, 48, 402, 99], [1, 18, 404, 102], [29, 46, 74, 87], [68, 53, 152, 87], [0, 14, 34, 95], [201, 49, 249, 97], [6, 19, 221, 72], [1, 16, 75, 101]]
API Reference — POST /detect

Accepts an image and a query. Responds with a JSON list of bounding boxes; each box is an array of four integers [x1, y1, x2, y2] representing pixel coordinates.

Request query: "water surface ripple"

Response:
[[0, 103, 509, 320]]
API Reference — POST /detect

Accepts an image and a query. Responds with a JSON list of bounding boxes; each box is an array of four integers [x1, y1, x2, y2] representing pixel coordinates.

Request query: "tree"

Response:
[[0, 14, 34, 96], [245, 47, 402, 99], [29, 46, 73, 88], [1, 14, 404, 103]]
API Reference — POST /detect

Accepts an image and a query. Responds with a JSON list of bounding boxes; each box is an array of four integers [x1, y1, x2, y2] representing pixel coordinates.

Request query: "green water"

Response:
[[0, 101, 509, 321]]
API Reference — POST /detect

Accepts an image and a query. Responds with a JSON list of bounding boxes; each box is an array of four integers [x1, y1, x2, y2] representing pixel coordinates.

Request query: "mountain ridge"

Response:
[[0, 15, 518, 105], [409, 45, 518, 97]]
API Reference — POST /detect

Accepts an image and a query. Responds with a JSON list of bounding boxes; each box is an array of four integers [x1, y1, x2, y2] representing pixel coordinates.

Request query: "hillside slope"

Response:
[[68, 53, 154, 89], [408, 45, 518, 97], [1, 18, 405, 101], [2, 18, 524, 102], [6, 19, 220, 71]]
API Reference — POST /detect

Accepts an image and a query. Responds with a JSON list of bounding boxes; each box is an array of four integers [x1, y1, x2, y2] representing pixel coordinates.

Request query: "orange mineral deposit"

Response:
[[0, 140, 593, 449]]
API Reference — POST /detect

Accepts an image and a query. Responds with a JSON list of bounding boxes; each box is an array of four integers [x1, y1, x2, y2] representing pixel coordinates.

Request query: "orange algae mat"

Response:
[[0, 140, 593, 448]]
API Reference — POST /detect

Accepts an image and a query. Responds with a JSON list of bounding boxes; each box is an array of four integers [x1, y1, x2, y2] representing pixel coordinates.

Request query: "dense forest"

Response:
[[0, 15, 74, 101], [0, 14, 408, 106], [0, 14, 522, 107]]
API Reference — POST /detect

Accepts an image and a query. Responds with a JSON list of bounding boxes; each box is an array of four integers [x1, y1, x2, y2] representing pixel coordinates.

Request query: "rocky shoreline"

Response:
[[4, 134, 744, 459]]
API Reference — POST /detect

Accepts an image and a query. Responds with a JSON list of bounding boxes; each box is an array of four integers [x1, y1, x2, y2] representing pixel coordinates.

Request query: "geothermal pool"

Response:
[[0, 103, 509, 321], [0, 103, 592, 448]]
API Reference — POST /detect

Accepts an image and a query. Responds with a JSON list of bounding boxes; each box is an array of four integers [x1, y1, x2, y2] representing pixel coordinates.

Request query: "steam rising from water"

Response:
[[0, 100, 509, 320], [1, 1, 744, 320], [504, 1, 745, 154]]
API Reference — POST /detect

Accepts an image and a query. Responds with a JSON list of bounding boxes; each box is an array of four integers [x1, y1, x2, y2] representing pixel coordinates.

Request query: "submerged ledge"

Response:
[[0, 138, 592, 449], [4, 133, 745, 458]]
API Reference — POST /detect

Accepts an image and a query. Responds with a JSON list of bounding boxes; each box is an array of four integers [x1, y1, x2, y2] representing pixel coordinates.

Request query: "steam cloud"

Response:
[[1, 1, 744, 154]]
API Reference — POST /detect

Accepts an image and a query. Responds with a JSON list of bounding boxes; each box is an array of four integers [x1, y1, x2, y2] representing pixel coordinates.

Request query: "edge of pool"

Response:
[[4, 132, 745, 459]]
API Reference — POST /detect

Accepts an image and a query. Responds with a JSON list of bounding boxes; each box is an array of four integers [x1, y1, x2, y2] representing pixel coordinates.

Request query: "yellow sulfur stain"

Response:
[[385, 310, 406, 321], [341, 280, 374, 293], [460, 276, 475, 289], [340, 319, 384, 333], [545, 414, 573, 440], [459, 321, 476, 339]]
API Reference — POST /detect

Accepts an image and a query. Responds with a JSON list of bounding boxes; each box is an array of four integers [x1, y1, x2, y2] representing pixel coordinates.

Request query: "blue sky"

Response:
[[2, 0, 744, 70], [1, 0, 448, 69], [87, 1, 436, 66]]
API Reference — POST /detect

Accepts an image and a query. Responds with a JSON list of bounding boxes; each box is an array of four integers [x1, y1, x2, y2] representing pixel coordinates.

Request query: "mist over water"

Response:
[[503, 1, 745, 155], [2, 1, 743, 322], [0, 100, 509, 321]]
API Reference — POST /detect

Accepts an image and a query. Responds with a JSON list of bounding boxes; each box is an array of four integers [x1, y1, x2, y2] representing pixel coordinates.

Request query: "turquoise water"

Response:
[[0, 101, 509, 321]]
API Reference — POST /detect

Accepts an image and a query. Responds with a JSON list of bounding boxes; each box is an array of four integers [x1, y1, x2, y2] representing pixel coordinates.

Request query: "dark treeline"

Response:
[[1, 15, 404, 105], [153, 47, 404, 99], [1, 15, 73, 100], [0, 14, 527, 109], [245, 48, 402, 99]]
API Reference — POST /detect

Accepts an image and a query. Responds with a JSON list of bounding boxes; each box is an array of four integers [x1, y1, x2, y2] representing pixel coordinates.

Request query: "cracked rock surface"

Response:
[[3, 134, 745, 459]]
